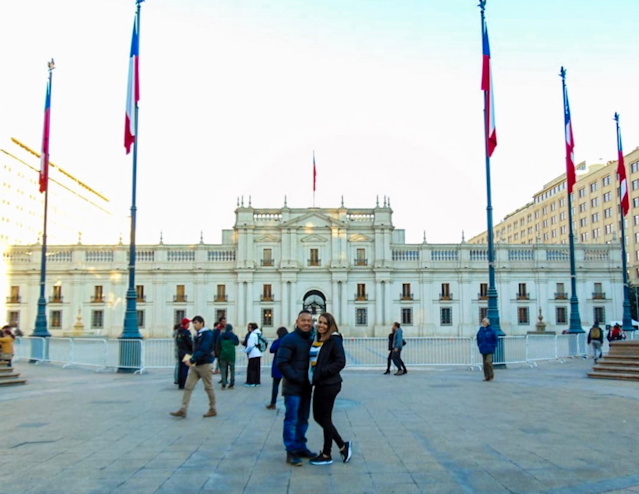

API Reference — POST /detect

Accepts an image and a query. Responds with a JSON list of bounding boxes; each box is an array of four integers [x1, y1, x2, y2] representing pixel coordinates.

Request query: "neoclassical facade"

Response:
[[3, 201, 625, 338]]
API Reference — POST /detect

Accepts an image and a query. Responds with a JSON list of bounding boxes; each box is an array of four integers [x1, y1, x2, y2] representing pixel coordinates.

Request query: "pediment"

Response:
[[349, 233, 373, 242], [300, 234, 328, 243], [281, 211, 346, 229], [255, 234, 280, 243]]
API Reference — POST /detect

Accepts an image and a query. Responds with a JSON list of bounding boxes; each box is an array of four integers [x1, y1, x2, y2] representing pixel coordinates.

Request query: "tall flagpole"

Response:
[[121, 0, 144, 344], [479, 1, 502, 341], [614, 113, 634, 333], [561, 67, 583, 335], [33, 59, 55, 340]]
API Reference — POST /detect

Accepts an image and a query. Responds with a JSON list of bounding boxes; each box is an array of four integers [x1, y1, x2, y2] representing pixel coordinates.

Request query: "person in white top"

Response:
[[244, 322, 263, 387]]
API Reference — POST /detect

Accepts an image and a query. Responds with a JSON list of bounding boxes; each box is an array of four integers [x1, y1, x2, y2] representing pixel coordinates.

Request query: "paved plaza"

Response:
[[1, 359, 639, 494]]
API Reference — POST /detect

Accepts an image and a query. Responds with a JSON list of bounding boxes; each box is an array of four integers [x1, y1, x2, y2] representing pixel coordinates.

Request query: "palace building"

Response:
[[3, 200, 624, 337]]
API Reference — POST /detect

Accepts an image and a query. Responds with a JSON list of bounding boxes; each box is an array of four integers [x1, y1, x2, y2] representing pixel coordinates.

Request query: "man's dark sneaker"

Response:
[[295, 448, 318, 458], [309, 454, 333, 465], [286, 452, 303, 467], [340, 441, 352, 463], [228, 384, 234, 389], [221, 384, 227, 389]]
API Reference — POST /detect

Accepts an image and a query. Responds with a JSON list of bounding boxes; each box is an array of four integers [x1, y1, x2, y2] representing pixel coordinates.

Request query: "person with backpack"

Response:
[[244, 322, 264, 387], [216, 323, 239, 389], [588, 323, 604, 363]]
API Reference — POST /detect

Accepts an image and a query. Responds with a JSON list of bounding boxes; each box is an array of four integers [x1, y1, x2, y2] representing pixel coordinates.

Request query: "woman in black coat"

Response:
[[308, 312, 352, 465]]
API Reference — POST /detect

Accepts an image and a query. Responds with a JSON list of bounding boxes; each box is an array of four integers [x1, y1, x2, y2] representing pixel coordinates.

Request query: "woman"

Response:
[[175, 321, 193, 389], [309, 312, 352, 465], [244, 322, 263, 387], [266, 326, 289, 409], [0, 325, 16, 367]]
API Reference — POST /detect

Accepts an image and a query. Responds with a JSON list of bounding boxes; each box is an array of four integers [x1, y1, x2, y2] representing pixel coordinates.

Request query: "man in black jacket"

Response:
[[170, 315, 217, 418], [276, 310, 317, 466]]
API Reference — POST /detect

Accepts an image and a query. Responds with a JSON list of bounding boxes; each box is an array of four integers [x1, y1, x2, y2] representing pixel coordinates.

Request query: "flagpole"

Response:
[[121, 0, 143, 343], [33, 59, 55, 341], [561, 67, 583, 335], [313, 150, 316, 207], [479, 1, 503, 344], [614, 113, 634, 333]]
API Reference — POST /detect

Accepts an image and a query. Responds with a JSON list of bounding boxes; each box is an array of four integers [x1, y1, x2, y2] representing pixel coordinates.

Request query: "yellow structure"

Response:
[[469, 147, 639, 282]]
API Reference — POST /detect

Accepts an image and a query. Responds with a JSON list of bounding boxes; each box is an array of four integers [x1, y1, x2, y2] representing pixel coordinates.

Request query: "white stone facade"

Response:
[[3, 203, 625, 338]]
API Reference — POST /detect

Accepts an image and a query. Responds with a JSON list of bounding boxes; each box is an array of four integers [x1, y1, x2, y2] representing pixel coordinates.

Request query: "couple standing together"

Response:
[[276, 310, 352, 466]]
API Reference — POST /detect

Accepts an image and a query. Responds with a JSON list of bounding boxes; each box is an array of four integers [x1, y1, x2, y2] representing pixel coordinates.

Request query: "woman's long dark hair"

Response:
[[317, 312, 339, 341]]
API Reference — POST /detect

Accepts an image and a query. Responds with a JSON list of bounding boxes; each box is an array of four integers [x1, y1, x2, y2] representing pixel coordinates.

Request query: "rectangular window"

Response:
[[632, 162, 639, 173], [592, 228, 600, 239], [401, 283, 412, 300], [8, 286, 20, 303], [7, 311, 20, 327], [556, 283, 566, 299], [559, 198, 566, 207], [580, 218, 587, 227], [591, 197, 599, 207], [556, 307, 567, 324], [603, 192, 612, 202], [579, 203, 587, 213], [591, 213, 600, 223], [262, 308, 273, 327], [635, 215, 639, 226], [542, 220, 548, 228], [560, 226, 567, 235], [590, 182, 598, 192], [633, 179, 639, 191], [605, 224, 614, 234], [216, 309, 227, 322], [175, 285, 187, 303], [262, 284, 272, 301], [91, 310, 104, 329], [633, 197, 639, 209], [578, 188, 586, 198], [309, 248, 320, 266], [518, 283, 528, 300], [50, 310, 62, 329], [440, 283, 451, 300], [92, 285, 104, 303], [355, 248, 367, 266], [594, 307, 605, 325], [262, 248, 273, 266], [518, 307, 530, 325], [440, 307, 452, 326], [356, 283, 367, 301], [137, 310, 145, 328], [479, 283, 488, 299], [51, 285, 63, 303], [580, 232, 589, 242], [602, 175, 611, 186], [356, 308, 368, 326], [216, 284, 226, 302], [174, 310, 186, 325], [593, 283, 604, 299], [136, 285, 145, 302], [550, 202, 556, 211], [401, 308, 413, 326], [479, 307, 488, 324]]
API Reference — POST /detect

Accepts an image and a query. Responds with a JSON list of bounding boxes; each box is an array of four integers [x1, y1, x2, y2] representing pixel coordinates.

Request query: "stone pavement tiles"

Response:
[[1, 359, 639, 494]]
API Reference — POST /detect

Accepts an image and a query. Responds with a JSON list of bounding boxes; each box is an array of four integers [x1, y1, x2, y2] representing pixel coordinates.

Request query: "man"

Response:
[[477, 317, 498, 381], [391, 322, 407, 375], [212, 316, 226, 375], [244, 322, 263, 387], [588, 322, 604, 363], [175, 320, 193, 389], [173, 318, 190, 384], [276, 310, 317, 466], [170, 315, 217, 418], [216, 324, 239, 389]]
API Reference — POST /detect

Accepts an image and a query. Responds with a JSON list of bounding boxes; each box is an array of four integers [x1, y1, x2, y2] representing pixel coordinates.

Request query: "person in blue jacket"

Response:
[[476, 317, 498, 381], [266, 326, 289, 409]]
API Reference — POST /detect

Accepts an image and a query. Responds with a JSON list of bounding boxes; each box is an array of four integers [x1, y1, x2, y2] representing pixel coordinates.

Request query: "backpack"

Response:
[[256, 332, 268, 352], [591, 327, 601, 340]]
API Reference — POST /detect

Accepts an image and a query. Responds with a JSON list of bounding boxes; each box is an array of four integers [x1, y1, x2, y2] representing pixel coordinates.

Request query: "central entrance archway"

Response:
[[303, 290, 326, 316]]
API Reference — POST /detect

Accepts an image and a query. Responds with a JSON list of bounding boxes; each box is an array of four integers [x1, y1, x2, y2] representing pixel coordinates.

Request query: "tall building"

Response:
[[4, 201, 623, 337], [469, 147, 639, 283]]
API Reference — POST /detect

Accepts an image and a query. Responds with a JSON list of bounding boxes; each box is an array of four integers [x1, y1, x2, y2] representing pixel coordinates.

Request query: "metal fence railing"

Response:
[[12, 332, 619, 373]]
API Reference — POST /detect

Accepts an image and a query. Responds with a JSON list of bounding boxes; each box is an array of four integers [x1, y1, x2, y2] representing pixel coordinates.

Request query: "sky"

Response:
[[1, 0, 638, 246]]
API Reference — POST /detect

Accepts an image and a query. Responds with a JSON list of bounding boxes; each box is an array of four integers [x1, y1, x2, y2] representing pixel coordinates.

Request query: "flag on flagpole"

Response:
[[313, 151, 317, 192], [481, 17, 497, 157], [124, 12, 140, 154], [616, 113, 629, 217], [39, 77, 52, 193], [563, 84, 576, 194]]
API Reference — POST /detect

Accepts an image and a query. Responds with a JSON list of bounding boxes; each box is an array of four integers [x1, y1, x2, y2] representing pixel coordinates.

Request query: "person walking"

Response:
[[170, 315, 217, 418], [477, 317, 498, 381], [175, 320, 193, 389], [588, 323, 604, 363], [309, 313, 352, 466], [383, 326, 394, 375], [216, 323, 239, 389], [244, 322, 263, 387], [0, 325, 16, 367], [391, 322, 407, 375], [212, 316, 226, 375], [266, 326, 289, 409], [276, 310, 317, 466]]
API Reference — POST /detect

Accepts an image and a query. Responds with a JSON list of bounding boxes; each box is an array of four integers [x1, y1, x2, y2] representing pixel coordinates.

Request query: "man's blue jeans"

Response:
[[283, 392, 311, 453]]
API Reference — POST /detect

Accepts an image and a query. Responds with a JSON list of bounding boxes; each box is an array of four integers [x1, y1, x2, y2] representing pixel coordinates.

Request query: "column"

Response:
[[376, 281, 383, 335], [332, 281, 339, 320], [384, 279, 391, 327], [246, 281, 253, 324], [237, 281, 245, 328], [281, 280, 288, 328]]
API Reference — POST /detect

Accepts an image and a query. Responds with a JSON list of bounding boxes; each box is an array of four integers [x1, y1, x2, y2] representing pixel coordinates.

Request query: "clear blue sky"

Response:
[[1, 0, 638, 244]]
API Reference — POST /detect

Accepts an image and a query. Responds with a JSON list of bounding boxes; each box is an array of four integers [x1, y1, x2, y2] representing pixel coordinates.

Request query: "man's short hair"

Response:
[[482, 317, 490, 325], [298, 310, 312, 317], [192, 315, 204, 324], [393, 321, 400, 328]]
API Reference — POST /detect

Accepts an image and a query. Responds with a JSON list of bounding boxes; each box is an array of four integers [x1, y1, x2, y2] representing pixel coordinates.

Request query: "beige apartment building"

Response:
[[469, 146, 639, 283]]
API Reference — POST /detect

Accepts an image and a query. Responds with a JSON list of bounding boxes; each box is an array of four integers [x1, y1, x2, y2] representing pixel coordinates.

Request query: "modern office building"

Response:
[[3, 201, 623, 338]]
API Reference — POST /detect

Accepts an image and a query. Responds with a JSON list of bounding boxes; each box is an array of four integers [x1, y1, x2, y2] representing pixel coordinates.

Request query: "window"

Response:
[[591, 213, 600, 223], [592, 228, 600, 239], [216, 284, 227, 302], [356, 308, 368, 326], [517, 283, 528, 300], [633, 197, 639, 209], [580, 232, 589, 242], [550, 202, 556, 211], [355, 248, 367, 266], [137, 310, 145, 328], [579, 203, 587, 213], [262, 284, 272, 301], [8, 286, 20, 303], [578, 188, 586, 198], [309, 248, 320, 266], [590, 182, 598, 192], [479, 307, 488, 324], [556, 283, 567, 299], [604, 208, 613, 218], [605, 224, 614, 234], [401, 283, 412, 300], [50, 310, 62, 329], [593, 283, 604, 299], [633, 179, 639, 191], [401, 308, 413, 326], [579, 218, 587, 227], [518, 307, 530, 325], [542, 220, 549, 228], [174, 310, 186, 325], [174, 285, 187, 303], [216, 309, 227, 322], [593, 307, 605, 325], [136, 285, 145, 303], [7, 311, 19, 327], [92, 285, 104, 303], [635, 215, 639, 226], [440, 307, 452, 326], [356, 283, 367, 301], [479, 283, 488, 299], [603, 192, 612, 202], [51, 285, 63, 303], [559, 198, 566, 207], [591, 197, 599, 208], [551, 216, 557, 225], [632, 161, 639, 173], [535, 211, 540, 219], [556, 307, 567, 324], [262, 309, 273, 327], [602, 175, 611, 186], [91, 310, 104, 329], [542, 207, 548, 215], [440, 283, 451, 300], [262, 248, 273, 266], [560, 226, 567, 235]]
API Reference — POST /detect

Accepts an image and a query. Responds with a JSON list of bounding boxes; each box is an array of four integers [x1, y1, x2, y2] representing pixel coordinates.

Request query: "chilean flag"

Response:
[[39, 77, 52, 193], [564, 83, 576, 194], [481, 18, 497, 157], [124, 12, 140, 154], [313, 151, 317, 192], [616, 113, 629, 217]]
